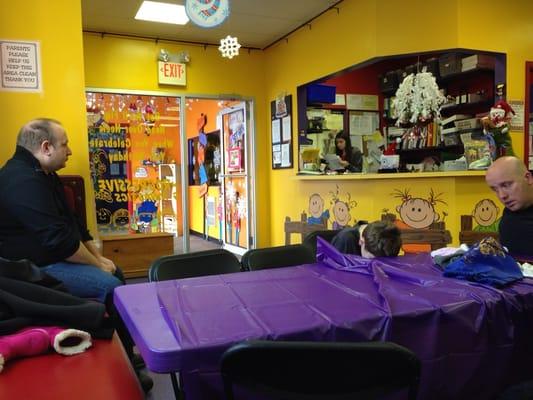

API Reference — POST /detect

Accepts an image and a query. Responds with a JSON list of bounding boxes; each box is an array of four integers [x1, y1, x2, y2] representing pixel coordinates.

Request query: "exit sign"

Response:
[[158, 61, 186, 86]]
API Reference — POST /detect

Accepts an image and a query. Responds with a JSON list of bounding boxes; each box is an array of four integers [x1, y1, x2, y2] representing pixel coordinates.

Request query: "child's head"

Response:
[[359, 221, 402, 258]]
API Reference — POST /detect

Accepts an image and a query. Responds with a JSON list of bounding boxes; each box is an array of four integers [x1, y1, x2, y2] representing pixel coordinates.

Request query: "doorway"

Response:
[[184, 97, 255, 256], [85, 90, 256, 257]]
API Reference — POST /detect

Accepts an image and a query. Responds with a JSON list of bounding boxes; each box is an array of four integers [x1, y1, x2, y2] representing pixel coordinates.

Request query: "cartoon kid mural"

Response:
[[393, 188, 446, 229], [392, 188, 447, 252], [307, 193, 330, 225], [330, 185, 357, 230], [472, 199, 500, 232]]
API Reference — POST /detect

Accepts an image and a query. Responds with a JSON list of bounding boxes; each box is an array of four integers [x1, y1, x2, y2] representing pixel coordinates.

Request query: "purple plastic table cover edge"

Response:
[[114, 239, 533, 399]]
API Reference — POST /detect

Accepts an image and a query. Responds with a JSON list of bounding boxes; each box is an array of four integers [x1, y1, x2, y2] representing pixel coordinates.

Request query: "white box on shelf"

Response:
[[455, 118, 481, 130]]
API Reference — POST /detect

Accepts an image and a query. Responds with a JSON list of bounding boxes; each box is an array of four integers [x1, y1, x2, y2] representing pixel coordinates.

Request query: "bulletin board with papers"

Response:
[[271, 95, 293, 169]]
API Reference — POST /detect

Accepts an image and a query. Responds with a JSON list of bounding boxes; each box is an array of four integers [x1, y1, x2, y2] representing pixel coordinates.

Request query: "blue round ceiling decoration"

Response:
[[185, 0, 230, 28]]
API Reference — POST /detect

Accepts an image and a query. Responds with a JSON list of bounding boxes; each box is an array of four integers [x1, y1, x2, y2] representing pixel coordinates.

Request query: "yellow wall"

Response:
[[3, 0, 533, 248], [263, 0, 533, 246], [0, 0, 95, 232], [189, 185, 222, 240], [83, 34, 270, 246], [457, 0, 533, 158]]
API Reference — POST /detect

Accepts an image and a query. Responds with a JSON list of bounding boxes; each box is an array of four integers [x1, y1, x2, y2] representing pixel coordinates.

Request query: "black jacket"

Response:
[[0, 146, 92, 266], [0, 276, 110, 337]]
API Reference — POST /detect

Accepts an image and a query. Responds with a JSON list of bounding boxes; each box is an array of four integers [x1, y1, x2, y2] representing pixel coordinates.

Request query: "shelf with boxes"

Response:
[[296, 48, 506, 175], [379, 50, 504, 170]]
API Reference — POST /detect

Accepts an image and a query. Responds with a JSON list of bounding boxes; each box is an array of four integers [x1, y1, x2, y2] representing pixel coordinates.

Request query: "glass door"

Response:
[[219, 102, 253, 255]]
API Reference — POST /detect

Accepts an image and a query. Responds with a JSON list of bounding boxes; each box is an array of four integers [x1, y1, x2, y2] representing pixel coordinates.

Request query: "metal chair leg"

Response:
[[170, 372, 183, 400]]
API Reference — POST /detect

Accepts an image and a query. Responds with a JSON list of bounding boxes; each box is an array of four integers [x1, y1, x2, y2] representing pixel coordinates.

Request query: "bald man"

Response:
[[485, 156, 533, 258], [0, 118, 122, 300], [0, 118, 153, 391]]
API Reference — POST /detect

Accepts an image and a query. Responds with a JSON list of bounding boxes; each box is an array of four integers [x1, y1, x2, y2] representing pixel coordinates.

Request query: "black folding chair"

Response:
[[148, 248, 242, 282], [302, 229, 340, 255], [241, 244, 315, 271], [221, 340, 421, 400], [148, 248, 242, 399]]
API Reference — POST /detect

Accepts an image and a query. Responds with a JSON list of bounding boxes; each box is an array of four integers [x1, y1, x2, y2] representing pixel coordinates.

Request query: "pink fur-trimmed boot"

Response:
[[0, 327, 92, 372], [42, 326, 92, 356], [0, 328, 49, 372]]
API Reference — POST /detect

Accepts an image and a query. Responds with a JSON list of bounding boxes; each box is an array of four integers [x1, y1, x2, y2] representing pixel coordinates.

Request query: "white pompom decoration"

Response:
[[393, 71, 445, 126]]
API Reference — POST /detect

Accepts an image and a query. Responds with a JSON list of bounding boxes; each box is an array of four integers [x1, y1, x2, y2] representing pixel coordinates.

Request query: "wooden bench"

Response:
[[459, 215, 499, 246], [285, 212, 328, 245], [0, 334, 143, 400], [381, 213, 452, 251]]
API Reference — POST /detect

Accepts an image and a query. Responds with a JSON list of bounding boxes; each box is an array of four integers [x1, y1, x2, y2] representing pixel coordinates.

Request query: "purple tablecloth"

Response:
[[114, 240, 533, 399]]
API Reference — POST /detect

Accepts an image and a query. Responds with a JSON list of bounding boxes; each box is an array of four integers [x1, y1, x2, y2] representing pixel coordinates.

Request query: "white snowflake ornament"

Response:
[[219, 35, 241, 59]]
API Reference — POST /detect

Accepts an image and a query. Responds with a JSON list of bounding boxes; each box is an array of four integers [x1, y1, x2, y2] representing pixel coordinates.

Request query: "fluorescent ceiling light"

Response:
[[135, 1, 189, 25]]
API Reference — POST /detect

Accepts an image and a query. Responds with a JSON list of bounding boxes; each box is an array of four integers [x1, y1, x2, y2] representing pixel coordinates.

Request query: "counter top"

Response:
[[294, 170, 487, 180]]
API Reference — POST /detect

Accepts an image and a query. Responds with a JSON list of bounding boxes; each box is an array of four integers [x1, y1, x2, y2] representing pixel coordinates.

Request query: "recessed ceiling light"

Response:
[[135, 1, 189, 25]]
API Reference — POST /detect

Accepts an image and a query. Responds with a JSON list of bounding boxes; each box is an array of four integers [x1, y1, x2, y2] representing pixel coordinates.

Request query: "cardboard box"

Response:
[[307, 84, 336, 104]]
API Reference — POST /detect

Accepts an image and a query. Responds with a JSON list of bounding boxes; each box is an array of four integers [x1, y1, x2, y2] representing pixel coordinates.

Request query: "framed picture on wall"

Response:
[[271, 94, 293, 169]]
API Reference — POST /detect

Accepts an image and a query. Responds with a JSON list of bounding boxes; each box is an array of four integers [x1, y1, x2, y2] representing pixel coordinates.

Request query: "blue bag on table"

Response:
[[443, 237, 523, 287]]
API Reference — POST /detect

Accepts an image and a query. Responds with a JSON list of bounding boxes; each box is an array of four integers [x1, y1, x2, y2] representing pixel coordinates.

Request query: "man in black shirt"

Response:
[[0, 118, 121, 300], [485, 156, 533, 258], [0, 118, 152, 391]]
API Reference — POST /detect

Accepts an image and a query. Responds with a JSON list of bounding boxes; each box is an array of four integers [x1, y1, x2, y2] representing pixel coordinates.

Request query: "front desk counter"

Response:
[[294, 170, 487, 180]]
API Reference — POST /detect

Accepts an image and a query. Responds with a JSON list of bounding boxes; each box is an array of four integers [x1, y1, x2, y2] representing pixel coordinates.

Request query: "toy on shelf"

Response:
[[481, 100, 516, 159]]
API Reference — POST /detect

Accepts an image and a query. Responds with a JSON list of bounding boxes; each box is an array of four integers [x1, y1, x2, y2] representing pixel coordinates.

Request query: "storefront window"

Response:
[[86, 92, 182, 236]]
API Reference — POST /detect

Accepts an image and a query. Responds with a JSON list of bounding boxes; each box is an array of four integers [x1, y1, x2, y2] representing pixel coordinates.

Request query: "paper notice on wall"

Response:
[[346, 94, 379, 111], [206, 197, 216, 226], [509, 100, 524, 130], [281, 143, 291, 167], [333, 94, 345, 106], [349, 112, 378, 135], [324, 113, 344, 131], [272, 118, 281, 143], [0, 40, 42, 92], [282, 115, 291, 141]]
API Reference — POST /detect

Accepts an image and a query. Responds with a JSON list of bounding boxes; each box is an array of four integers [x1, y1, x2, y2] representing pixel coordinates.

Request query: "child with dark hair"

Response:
[[331, 220, 402, 258], [360, 221, 402, 258]]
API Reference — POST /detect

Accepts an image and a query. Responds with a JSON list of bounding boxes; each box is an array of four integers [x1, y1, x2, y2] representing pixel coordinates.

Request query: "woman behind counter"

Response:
[[334, 131, 362, 172]]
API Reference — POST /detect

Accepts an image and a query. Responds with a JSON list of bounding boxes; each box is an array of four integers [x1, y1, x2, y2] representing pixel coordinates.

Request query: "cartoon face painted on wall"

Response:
[[393, 188, 446, 230], [329, 185, 357, 230], [396, 198, 438, 229], [332, 201, 352, 227], [309, 193, 324, 218], [472, 199, 500, 227]]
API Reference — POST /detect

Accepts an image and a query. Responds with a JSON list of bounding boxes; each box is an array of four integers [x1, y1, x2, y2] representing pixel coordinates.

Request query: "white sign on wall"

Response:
[[0, 40, 41, 92], [509, 100, 525, 131], [158, 61, 186, 86]]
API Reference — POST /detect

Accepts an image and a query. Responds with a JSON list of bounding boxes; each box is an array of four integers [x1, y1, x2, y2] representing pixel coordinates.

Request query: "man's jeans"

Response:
[[42, 262, 123, 303]]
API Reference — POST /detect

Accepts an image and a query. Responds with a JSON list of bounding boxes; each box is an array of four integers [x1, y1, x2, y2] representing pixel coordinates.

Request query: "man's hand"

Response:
[[98, 256, 117, 274]]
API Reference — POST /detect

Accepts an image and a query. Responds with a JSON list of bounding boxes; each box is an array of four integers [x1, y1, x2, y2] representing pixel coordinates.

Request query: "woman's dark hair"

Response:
[[334, 131, 353, 159], [362, 221, 402, 257]]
